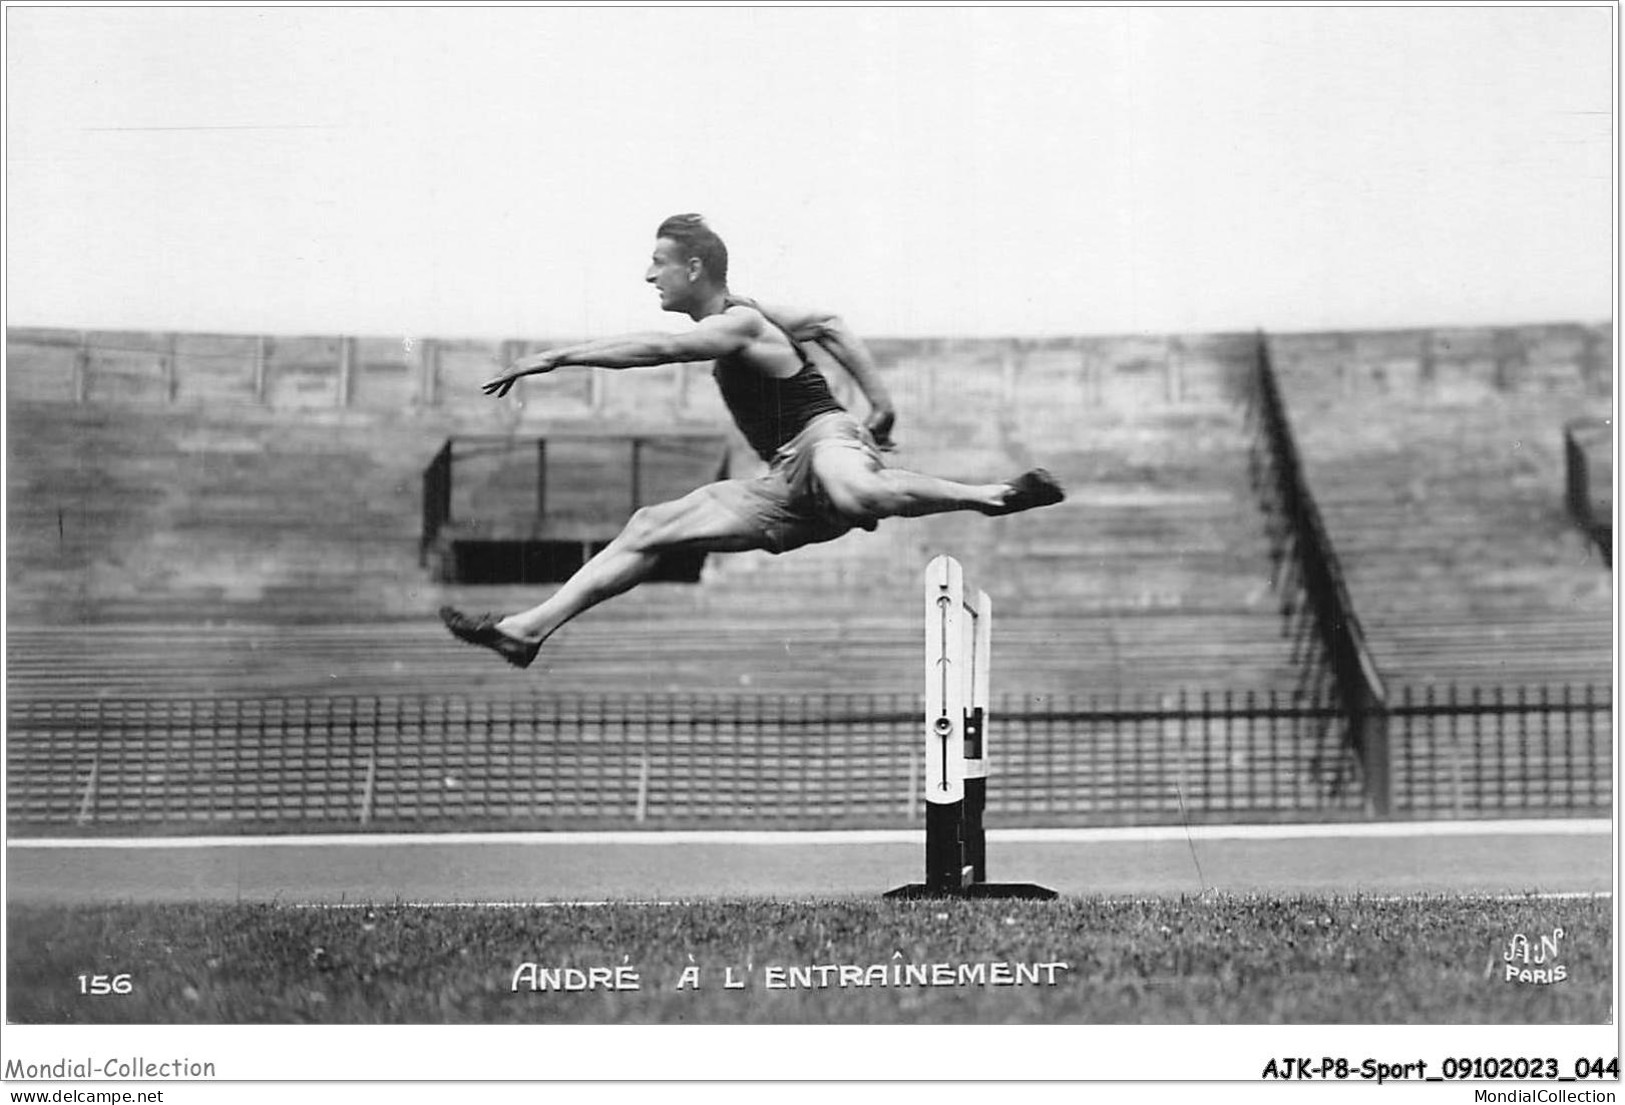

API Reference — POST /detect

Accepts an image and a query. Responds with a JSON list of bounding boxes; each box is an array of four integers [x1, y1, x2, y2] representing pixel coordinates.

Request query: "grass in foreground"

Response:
[[7, 894, 1610, 1024]]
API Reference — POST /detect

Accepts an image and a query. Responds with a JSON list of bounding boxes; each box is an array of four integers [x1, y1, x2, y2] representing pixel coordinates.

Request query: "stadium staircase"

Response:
[[1266, 330, 1612, 691]]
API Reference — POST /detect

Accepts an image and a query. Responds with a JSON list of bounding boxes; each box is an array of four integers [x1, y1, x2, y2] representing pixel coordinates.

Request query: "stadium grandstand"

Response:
[[5, 321, 1612, 831]]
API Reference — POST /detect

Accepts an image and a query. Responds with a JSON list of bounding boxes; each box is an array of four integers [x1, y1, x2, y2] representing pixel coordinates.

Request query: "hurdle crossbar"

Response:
[[886, 555, 1056, 900]]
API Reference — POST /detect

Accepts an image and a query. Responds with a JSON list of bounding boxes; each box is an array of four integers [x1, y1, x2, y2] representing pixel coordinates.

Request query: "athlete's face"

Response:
[[646, 238, 698, 312]]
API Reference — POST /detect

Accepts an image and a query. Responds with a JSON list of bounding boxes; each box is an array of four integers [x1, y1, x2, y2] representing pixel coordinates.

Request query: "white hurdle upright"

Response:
[[886, 555, 1056, 900]]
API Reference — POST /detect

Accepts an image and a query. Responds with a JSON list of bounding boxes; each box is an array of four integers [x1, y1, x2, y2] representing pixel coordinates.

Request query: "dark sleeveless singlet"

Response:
[[713, 294, 846, 462]]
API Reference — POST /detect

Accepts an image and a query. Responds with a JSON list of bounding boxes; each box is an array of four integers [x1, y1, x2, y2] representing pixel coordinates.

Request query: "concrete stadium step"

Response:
[[6, 602, 1311, 699]]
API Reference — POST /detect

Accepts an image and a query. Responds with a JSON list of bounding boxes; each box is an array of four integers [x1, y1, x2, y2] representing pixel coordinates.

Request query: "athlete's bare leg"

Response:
[[515, 486, 768, 642], [443, 452, 1062, 668], [441, 484, 767, 666], [811, 447, 1062, 522]]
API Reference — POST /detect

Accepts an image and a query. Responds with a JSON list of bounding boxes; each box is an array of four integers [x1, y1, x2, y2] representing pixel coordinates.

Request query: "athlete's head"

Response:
[[648, 214, 729, 312]]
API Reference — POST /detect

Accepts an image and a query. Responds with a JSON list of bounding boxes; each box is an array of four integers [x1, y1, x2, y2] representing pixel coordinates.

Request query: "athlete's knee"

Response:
[[618, 501, 684, 551], [822, 473, 901, 524]]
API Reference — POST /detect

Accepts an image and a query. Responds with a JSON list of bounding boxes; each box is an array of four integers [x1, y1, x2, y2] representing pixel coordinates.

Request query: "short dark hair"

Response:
[[656, 213, 729, 285]]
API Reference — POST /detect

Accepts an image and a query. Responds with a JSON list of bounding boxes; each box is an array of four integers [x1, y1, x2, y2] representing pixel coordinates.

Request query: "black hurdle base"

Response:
[[883, 882, 1058, 900], [885, 796, 1057, 900]]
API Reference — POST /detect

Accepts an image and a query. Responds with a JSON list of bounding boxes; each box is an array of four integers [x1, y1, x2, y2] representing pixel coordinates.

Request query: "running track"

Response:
[[6, 820, 1613, 903]]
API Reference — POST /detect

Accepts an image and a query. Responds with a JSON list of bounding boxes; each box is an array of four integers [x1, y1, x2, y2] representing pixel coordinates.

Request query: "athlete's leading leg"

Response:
[[441, 483, 768, 667], [501, 487, 766, 642]]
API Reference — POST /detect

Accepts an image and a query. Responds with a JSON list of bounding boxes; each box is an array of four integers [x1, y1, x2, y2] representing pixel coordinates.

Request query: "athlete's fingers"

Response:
[[865, 408, 897, 451]]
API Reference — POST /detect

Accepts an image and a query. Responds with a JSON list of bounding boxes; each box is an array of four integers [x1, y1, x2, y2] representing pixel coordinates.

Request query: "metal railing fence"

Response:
[[7, 686, 1608, 833]]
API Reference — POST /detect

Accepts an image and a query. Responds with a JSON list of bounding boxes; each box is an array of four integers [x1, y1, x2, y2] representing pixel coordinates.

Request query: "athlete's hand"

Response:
[[482, 352, 558, 398], [866, 407, 897, 452]]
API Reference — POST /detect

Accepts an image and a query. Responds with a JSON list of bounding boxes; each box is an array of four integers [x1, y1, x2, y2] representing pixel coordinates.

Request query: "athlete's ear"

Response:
[[686, 256, 705, 282]]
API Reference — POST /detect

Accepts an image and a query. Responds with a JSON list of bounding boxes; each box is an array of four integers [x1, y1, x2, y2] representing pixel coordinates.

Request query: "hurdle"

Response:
[[886, 555, 1056, 900]]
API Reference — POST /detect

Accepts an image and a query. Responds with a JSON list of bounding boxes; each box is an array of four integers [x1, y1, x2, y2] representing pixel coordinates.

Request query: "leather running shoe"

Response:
[[989, 468, 1066, 515], [439, 607, 542, 669]]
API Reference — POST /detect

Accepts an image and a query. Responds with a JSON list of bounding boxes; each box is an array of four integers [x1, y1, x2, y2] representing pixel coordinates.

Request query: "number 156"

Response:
[[77, 974, 132, 995]]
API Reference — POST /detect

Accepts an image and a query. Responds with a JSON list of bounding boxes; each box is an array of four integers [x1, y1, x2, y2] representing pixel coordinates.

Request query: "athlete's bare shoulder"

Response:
[[739, 298, 839, 342], [718, 299, 765, 324], [716, 298, 800, 378], [704, 301, 764, 333]]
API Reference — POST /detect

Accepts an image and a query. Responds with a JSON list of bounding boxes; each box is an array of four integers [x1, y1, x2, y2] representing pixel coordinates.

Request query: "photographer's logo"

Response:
[[1501, 927, 1566, 985]]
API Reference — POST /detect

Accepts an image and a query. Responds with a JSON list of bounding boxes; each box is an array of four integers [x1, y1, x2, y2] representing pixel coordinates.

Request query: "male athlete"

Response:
[[441, 214, 1064, 668]]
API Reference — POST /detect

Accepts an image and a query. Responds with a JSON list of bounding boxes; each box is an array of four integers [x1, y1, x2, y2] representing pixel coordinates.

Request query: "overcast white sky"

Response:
[[4, 5, 1615, 340]]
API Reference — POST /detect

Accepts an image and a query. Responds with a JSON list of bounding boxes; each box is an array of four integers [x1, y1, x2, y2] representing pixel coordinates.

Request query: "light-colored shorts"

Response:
[[702, 412, 886, 554]]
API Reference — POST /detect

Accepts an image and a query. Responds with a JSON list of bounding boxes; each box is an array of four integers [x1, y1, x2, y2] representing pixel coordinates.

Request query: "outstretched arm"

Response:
[[483, 312, 760, 397], [754, 301, 896, 448]]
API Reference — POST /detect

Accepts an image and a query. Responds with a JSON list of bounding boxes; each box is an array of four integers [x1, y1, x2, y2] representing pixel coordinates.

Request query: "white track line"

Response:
[[293, 891, 1613, 909], [5, 818, 1612, 849]]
